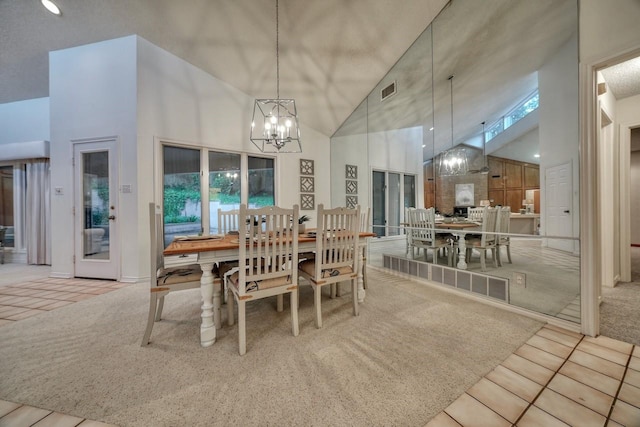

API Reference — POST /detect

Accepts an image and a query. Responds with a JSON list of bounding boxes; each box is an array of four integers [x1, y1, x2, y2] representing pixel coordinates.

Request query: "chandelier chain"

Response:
[[276, 0, 279, 100]]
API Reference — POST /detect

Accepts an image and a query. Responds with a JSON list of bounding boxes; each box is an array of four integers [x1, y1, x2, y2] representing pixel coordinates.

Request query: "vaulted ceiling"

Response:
[[0, 0, 449, 137]]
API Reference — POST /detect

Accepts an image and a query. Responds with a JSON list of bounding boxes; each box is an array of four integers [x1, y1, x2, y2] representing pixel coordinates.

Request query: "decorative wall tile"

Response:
[[346, 195, 358, 209], [300, 176, 314, 193], [301, 194, 315, 210], [300, 159, 314, 176], [346, 180, 358, 194], [346, 164, 357, 179]]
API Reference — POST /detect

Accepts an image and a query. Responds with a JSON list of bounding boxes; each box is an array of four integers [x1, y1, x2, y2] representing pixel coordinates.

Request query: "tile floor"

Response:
[[0, 277, 127, 327], [0, 400, 117, 427], [426, 323, 640, 427]]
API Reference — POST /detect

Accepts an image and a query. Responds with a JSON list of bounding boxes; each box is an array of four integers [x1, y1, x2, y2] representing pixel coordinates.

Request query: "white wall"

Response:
[[579, 0, 640, 335], [0, 98, 50, 145], [538, 32, 580, 252], [330, 133, 369, 209], [368, 126, 424, 202], [49, 36, 138, 279], [48, 35, 330, 281], [580, 0, 640, 65], [136, 37, 330, 278]]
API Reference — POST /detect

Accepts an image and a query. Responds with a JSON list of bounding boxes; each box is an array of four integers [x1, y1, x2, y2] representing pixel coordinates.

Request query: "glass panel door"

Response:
[[0, 166, 13, 248], [74, 140, 119, 279], [81, 151, 110, 259], [372, 171, 386, 237], [404, 175, 416, 209], [388, 173, 401, 236]]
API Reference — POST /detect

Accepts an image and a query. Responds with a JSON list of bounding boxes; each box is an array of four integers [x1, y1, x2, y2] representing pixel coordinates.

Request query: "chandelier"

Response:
[[250, 0, 301, 153], [438, 75, 468, 176]]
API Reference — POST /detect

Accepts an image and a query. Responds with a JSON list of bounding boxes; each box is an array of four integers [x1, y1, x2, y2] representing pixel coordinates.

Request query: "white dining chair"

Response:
[[218, 208, 239, 235], [408, 207, 452, 265], [298, 204, 360, 328], [216, 208, 240, 304], [360, 207, 370, 290], [142, 203, 214, 346], [468, 207, 484, 222], [464, 206, 498, 271], [226, 204, 300, 355], [496, 206, 512, 266]]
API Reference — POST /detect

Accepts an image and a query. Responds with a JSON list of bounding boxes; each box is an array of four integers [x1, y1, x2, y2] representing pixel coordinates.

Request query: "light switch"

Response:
[[54, 187, 63, 195], [121, 184, 132, 193]]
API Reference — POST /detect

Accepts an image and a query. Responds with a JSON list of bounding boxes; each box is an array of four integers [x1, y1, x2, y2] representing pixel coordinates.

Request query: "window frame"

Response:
[[156, 139, 277, 244]]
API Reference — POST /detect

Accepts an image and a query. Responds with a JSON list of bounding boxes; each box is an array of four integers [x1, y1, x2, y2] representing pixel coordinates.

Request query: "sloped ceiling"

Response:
[[0, 0, 449, 137]]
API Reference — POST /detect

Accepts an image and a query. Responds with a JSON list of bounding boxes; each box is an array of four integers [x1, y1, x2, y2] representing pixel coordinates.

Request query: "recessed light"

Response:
[[41, 0, 61, 15], [534, 154, 540, 158]]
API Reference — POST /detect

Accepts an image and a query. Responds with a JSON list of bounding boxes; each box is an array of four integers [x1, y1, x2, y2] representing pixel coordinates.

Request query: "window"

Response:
[[486, 90, 539, 142], [404, 175, 416, 209], [0, 166, 14, 247], [162, 144, 275, 245], [248, 156, 275, 207], [505, 92, 539, 129], [163, 146, 202, 245], [208, 151, 241, 234]]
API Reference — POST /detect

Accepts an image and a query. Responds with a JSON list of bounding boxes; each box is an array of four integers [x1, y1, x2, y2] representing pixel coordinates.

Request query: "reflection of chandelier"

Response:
[[438, 75, 468, 176], [439, 147, 468, 176], [250, 0, 301, 153]]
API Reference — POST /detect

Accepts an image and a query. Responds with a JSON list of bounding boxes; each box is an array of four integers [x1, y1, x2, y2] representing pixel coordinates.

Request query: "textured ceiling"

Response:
[[600, 56, 640, 100], [0, 0, 449, 137]]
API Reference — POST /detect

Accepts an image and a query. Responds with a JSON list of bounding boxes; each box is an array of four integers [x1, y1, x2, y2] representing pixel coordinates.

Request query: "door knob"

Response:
[[108, 215, 116, 220]]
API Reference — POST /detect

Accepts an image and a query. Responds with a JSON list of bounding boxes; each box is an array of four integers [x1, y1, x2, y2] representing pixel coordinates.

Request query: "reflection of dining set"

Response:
[[405, 206, 512, 272], [143, 203, 373, 355]]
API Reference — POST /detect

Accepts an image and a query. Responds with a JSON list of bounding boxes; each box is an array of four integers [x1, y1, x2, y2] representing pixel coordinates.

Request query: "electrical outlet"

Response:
[[513, 272, 526, 287]]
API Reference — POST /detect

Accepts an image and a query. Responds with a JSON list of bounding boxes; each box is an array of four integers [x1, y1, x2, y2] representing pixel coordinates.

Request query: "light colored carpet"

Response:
[[0, 269, 543, 426], [600, 246, 640, 346], [369, 237, 580, 318]]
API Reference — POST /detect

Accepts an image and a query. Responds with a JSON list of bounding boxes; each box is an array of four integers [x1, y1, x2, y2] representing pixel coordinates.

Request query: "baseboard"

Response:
[[49, 272, 73, 279], [120, 276, 148, 284]]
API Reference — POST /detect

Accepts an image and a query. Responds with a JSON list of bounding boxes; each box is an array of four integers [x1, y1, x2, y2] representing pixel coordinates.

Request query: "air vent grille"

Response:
[[381, 81, 397, 101]]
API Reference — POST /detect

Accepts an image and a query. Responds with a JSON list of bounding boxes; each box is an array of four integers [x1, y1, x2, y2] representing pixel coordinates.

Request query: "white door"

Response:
[[545, 161, 574, 252], [74, 140, 119, 279]]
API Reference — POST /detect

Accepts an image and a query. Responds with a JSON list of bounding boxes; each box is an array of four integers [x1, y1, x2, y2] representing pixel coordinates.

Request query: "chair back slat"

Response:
[[315, 204, 359, 275], [480, 206, 498, 246], [218, 209, 239, 234], [408, 207, 437, 244], [238, 204, 299, 296], [359, 207, 370, 233], [468, 207, 484, 222]]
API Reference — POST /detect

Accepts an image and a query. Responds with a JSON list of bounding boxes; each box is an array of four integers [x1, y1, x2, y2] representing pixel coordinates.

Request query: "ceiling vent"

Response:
[[381, 81, 397, 101]]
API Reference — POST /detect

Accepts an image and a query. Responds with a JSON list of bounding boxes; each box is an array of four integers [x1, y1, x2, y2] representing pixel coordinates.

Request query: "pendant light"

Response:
[[250, 0, 301, 153], [438, 75, 468, 176]]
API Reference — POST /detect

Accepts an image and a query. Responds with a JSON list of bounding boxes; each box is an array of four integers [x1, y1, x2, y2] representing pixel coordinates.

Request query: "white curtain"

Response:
[[26, 160, 51, 264]]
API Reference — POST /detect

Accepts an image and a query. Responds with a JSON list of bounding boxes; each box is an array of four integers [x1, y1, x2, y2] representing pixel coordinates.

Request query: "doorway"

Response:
[[73, 140, 120, 279], [544, 161, 574, 253]]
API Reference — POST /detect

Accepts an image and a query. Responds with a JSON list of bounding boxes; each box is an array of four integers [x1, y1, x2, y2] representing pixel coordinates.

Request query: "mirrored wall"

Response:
[[330, 0, 580, 322]]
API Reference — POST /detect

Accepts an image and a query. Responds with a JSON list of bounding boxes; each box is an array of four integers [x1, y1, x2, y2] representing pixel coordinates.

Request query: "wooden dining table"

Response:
[[434, 221, 481, 270], [163, 231, 374, 347]]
